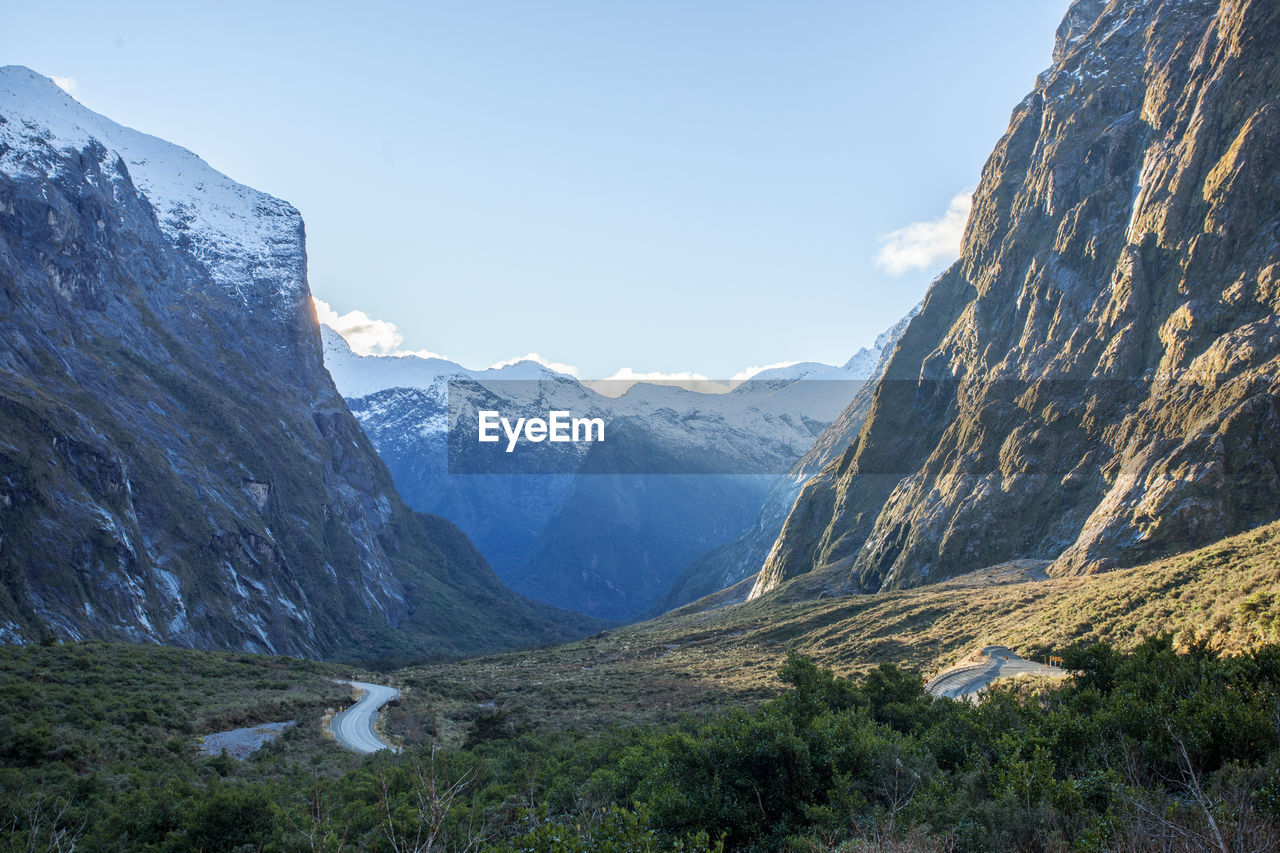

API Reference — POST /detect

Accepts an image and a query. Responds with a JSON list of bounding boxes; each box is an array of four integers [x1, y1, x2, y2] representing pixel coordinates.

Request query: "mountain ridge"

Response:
[[0, 66, 601, 656], [753, 0, 1280, 599]]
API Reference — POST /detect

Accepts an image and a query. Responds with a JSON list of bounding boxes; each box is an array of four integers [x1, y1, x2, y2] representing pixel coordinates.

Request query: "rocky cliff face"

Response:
[[755, 0, 1280, 597], [650, 306, 920, 614], [0, 67, 599, 656]]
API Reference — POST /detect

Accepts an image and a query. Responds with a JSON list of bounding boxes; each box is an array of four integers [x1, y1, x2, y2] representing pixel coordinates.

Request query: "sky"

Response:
[[5, 0, 1072, 380]]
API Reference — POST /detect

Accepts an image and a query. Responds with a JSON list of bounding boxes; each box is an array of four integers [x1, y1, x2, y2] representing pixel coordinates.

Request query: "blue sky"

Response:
[[5, 0, 1071, 379]]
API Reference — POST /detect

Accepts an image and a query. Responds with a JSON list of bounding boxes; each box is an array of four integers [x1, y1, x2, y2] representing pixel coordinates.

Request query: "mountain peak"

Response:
[[0, 65, 305, 308], [0, 64, 70, 98], [1053, 0, 1111, 62]]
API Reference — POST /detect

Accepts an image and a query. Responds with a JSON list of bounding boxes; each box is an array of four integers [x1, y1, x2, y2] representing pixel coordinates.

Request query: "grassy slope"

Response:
[[389, 518, 1280, 744], [5, 517, 1275, 756]]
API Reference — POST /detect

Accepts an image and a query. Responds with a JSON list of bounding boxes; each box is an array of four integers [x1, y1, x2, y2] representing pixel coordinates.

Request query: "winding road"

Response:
[[330, 680, 400, 754], [926, 646, 1068, 701]]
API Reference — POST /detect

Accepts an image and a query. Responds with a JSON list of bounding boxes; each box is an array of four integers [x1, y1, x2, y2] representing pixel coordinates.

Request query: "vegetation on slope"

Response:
[[389, 518, 1280, 741], [1, 520, 1277, 850], [5, 638, 1280, 851], [0, 642, 363, 849]]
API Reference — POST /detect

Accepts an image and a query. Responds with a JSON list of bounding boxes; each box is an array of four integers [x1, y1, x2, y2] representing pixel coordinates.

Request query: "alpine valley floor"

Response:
[[384, 517, 1280, 745]]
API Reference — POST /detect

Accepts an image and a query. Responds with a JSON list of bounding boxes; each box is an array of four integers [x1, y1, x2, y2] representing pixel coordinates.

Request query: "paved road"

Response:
[[926, 646, 1068, 701], [330, 680, 400, 754]]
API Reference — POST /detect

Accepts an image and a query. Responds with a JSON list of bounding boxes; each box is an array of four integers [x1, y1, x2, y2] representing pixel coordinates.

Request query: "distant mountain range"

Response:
[[321, 323, 907, 620]]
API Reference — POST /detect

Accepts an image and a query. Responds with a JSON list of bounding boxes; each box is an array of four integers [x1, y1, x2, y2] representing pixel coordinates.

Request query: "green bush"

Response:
[[5, 640, 1280, 851]]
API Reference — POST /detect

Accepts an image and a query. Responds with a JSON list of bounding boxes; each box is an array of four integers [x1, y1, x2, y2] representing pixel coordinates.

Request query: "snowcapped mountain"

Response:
[[321, 312, 912, 620], [321, 326, 566, 397], [324, 320, 878, 481], [0, 67, 601, 655], [742, 362, 842, 383], [839, 316, 918, 379], [1, 66, 307, 326]]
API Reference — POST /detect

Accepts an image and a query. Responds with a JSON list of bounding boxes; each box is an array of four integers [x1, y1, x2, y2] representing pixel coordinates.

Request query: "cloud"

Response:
[[731, 361, 801, 382], [51, 76, 79, 97], [312, 296, 449, 360], [313, 297, 402, 354], [488, 353, 580, 377], [874, 191, 973, 276]]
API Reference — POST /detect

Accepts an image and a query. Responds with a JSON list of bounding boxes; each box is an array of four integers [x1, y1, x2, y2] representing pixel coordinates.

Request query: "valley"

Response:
[[2, 0, 1280, 848], [383, 516, 1280, 742], [326, 325, 892, 622], [3, 518, 1279, 850]]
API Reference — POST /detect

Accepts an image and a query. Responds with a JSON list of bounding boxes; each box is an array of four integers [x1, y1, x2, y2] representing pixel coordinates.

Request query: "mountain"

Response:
[[321, 326, 565, 397], [0, 66, 602, 657], [322, 326, 881, 620], [753, 0, 1280, 599], [648, 305, 920, 614]]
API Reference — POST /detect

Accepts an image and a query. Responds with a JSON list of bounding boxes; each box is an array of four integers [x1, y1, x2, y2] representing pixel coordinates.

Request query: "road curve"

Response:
[[330, 680, 400, 754], [926, 646, 1068, 701]]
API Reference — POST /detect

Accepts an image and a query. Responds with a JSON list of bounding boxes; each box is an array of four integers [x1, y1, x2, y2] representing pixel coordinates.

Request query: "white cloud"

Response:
[[731, 361, 801, 382], [312, 296, 449, 360], [488, 353, 580, 377], [874, 191, 973, 276], [51, 76, 79, 97]]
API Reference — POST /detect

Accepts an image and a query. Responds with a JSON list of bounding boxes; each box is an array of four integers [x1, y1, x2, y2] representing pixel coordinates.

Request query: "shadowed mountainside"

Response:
[[0, 67, 602, 658]]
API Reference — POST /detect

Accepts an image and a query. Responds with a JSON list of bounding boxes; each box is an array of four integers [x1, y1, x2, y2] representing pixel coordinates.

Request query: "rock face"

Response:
[[650, 306, 920, 614], [0, 67, 600, 656], [755, 0, 1280, 598]]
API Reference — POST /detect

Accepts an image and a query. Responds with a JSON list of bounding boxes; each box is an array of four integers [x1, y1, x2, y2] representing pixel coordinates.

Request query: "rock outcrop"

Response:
[[651, 306, 920, 614], [755, 0, 1280, 597]]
